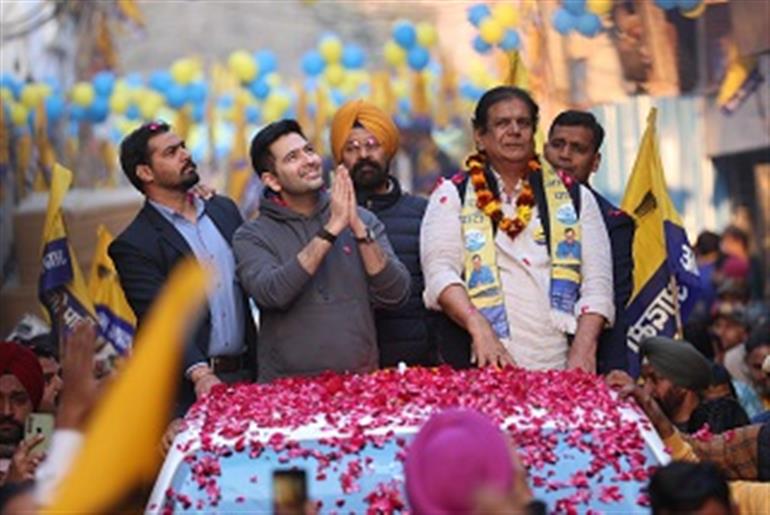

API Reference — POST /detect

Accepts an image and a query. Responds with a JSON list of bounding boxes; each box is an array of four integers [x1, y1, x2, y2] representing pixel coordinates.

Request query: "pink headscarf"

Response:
[[405, 409, 515, 514]]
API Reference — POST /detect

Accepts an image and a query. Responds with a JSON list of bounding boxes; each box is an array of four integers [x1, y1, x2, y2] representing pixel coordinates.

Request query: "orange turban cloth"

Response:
[[330, 100, 400, 164]]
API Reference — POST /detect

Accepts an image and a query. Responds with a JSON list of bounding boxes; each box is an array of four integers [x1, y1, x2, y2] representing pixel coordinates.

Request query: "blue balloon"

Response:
[[186, 81, 207, 104], [398, 97, 411, 113], [149, 70, 173, 93], [677, 0, 700, 10], [42, 76, 62, 95], [473, 35, 493, 54], [218, 94, 234, 110], [576, 13, 602, 37], [245, 105, 261, 124], [248, 77, 270, 100], [407, 46, 430, 71], [0, 74, 22, 99], [654, 0, 677, 8], [45, 95, 65, 121], [87, 96, 109, 123], [467, 4, 491, 27], [125, 104, 140, 120], [330, 89, 346, 106], [255, 50, 278, 75], [92, 71, 115, 97], [552, 8, 576, 35], [191, 102, 205, 123], [563, 0, 586, 16], [499, 30, 521, 50], [392, 21, 417, 50], [125, 72, 144, 88], [69, 104, 86, 122], [341, 44, 366, 69], [165, 84, 187, 109], [301, 50, 326, 77]]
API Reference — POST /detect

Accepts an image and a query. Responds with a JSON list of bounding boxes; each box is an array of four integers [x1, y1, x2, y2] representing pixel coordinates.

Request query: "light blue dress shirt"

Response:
[[149, 197, 245, 357]]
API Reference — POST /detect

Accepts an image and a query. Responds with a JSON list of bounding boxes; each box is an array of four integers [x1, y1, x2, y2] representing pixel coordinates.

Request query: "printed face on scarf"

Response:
[[138, 131, 199, 191], [544, 125, 601, 184], [342, 126, 389, 191], [0, 374, 32, 448], [474, 98, 535, 167], [262, 132, 324, 196]]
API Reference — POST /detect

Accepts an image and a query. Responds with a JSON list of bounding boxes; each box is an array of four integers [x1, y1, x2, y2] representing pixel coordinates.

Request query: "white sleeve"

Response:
[[420, 179, 466, 310], [34, 429, 85, 505], [575, 186, 615, 324]]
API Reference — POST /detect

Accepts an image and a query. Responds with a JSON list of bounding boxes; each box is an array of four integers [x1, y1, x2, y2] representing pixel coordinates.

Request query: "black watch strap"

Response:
[[317, 227, 337, 244], [354, 227, 375, 244]]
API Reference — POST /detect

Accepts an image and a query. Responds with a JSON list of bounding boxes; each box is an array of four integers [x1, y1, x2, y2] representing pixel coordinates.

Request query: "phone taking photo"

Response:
[[272, 469, 308, 515], [25, 413, 55, 454]]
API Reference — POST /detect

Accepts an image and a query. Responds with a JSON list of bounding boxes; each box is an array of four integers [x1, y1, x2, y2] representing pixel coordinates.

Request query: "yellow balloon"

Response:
[[479, 18, 504, 45], [21, 84, 44, 109], [262, 103, 283, 123], [324, 64, 345, 87], [586, 0, 613, 16], [492, 3, 519, 27], [339, 74, 358, 96], [171, 58, 197, 85], [319, 36, 343, 63], [139, 92, 162, 119], [10, 102, 28, 126], [392, 79, 408, 99], [0, 87, 12, 102], [71, 82, 95, 107], [384, 40, 407, 67], [109, 90, 130, 114], [227, 51, 258, 83], [681, 2, 706, 18], [416, 22, 438, 48]]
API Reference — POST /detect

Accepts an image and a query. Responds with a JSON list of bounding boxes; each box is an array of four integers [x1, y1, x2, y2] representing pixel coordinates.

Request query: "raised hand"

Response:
[[327, 165, 350, 235]]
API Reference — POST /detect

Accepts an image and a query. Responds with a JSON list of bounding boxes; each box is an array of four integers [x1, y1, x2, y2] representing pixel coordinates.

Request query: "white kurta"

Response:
[[420, 176, 614, 370]]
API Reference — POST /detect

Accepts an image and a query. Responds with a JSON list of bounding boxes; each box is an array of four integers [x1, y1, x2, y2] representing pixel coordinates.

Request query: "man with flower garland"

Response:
[[420, 86, 614, 372]]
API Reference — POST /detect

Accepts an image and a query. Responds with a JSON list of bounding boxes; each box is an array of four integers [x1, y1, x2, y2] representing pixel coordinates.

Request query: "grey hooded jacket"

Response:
[[233, 192, 410, 382]]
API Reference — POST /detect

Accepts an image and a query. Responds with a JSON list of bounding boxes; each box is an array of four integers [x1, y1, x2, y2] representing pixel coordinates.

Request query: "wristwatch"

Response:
[[354, 227, 375, 244], [317, 227, 338, 244]]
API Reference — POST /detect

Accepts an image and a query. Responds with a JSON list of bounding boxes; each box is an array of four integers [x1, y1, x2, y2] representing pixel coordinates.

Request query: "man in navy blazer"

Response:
[[545, 111, 636, 375], [109, 121, 256, 416]]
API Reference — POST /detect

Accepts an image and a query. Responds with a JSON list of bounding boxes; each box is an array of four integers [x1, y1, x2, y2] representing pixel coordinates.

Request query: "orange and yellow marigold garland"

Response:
[[465, 153, 538, 240]]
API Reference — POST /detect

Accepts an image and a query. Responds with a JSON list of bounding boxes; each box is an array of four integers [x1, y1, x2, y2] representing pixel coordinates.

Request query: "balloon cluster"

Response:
[[551, 0, 612, 37], [459, 60, 499, 102], [383, 19, 437, 71], [467, 3, 522, 54], [1, 75, 63, 128], [654, 0, 705, 18], [301, 33, 367, 88], [227, 49, 292, 123]]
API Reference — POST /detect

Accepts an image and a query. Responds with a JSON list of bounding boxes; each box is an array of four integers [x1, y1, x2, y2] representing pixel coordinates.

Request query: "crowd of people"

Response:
[[1, 85, 768, 512]]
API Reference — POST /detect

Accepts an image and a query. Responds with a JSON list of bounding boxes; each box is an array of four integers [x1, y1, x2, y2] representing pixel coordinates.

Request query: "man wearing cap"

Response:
[[233, 119, 410, 382], [0, 342, 45, 485], [109, 121, 257, 416], [329, 100, 438, 367], [640, 336, 713, 431]]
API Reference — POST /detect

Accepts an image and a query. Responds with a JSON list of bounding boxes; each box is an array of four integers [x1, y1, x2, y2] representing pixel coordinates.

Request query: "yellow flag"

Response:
[[226, 94, 251, 204], [717, 41, 763, 113], [87, 225, 136, 355], [44, 260, 210, 513], [620, 108, 701, 373], [39, 163, 97, 327], [33, 101, 55, 191]]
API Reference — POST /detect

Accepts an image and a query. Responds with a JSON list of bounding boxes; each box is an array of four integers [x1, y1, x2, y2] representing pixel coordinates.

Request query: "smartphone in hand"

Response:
[[25, 413, 55, 454], [272, 469, 308, 515]]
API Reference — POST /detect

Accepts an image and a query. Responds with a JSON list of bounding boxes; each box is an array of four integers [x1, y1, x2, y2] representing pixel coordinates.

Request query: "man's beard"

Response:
[[0, 415, 23, 451], [179, 160, 200, 191], [658, 387, 687, 419], [351, 158, 389, 191]]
